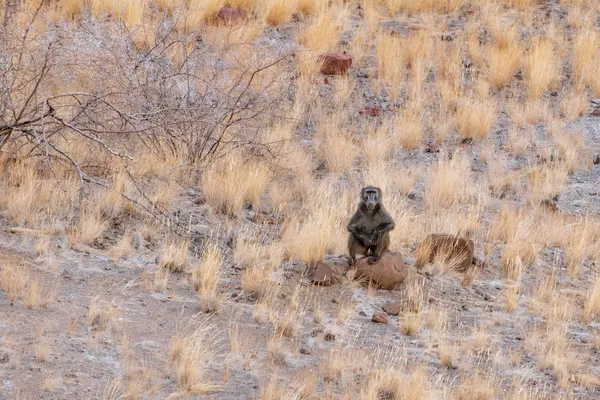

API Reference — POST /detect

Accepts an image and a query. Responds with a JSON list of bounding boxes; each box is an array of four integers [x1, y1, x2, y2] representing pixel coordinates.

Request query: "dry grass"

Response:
[[299, 2, 350, 53], [583, 274, 600, 324], [259, 0, 298, 26], [4, 1, 600, 398], [193, 245, 223, 313], [376, 32, 406, 101], [25, 277, 57, 309], [315, 130, 357, 175], [88, 296, 119, 333], [561, 90, 588, 121], [399, 312, 422, 336], [202, 154, 271, 215], [282, 182, 348, 265], [486, 23, 522, 89], [527, 162, 567, 203], [394, 106, 425, 150], [170, 321, 222, 394], [453, 373, 496, 400], [67, 207, 108, 246], [157, 239, 189, 273], [456, 95, 498, 140], [424, 151, 476, 209], [387, 0, 465, 16], [241, 266, 276, 301], [550, 126, 585, 174], [572, 26, 599, 90], [0, 264, 55, 308], [154, 267, 170, 292], [524, 37, 560, 99]]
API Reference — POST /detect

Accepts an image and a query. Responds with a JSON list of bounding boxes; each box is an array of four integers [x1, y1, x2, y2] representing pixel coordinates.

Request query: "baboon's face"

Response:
[[362, 187, 380, 211]]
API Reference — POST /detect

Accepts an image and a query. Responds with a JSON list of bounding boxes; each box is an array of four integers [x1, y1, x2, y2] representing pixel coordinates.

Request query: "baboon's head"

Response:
[[361, 186, 381, 211]]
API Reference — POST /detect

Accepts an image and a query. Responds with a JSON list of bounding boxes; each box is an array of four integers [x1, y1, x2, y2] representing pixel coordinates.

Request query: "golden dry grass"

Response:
[[3, 1, 600, 398]]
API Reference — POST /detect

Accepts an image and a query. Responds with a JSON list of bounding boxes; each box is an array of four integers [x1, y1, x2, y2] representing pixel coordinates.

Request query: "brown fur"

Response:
[[347, 186, 395, 266], [415, 233, 482, 272]]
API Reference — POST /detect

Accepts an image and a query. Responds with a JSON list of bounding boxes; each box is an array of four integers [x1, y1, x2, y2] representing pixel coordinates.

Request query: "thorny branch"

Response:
[[0, 15, 294, 236]]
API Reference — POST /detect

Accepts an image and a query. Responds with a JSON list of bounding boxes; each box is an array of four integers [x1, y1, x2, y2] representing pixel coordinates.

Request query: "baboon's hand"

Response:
[[367, 256, 379, 265], [369, 232, 380, 245]]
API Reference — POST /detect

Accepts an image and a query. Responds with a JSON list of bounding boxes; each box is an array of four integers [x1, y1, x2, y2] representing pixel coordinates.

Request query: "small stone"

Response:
[[359, 311, 367, 317], [440, 33, 454, 41], [0, 351, 9, 364], [592, 109, 600, 117], [594, 154, 600, 165], [318, 53, 353, 75], [324, 77, 331, 84], [359, 106, 382, 117], [300, 347, 311, 355], [382, 301, 402, 316], [186, 188, 197, 196], [61, 269, 73, 280], [214, 7, 248, 26], [324, 333, 336, 341], [424, 141, 440, 153], [540, 199, 558, 213], [311, 327, 323, 337], [192, 195, 205, 205], [371, 312, 389, 324]]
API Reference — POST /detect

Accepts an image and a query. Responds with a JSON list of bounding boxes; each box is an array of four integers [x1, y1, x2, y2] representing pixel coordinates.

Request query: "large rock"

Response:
[[312, 262, 343, 286], [214, 7, 248, 26], [354, 252, 408, 290], [371, 312, 389, 324], [414, 233, 479, 272], [318, 53, 352, 75]]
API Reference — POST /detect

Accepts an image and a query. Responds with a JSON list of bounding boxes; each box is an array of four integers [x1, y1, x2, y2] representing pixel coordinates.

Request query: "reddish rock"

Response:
[[359, 106, 382, 117], [324, 77, 331, 84], [414, 234, 476, 272], [319, 53, 352, 75], [312, 262, 343, 286], [354, 252, 408, 290], [214, 7, 248, 26], [592, 109, 600, 117], [371, 312, 389, 324]]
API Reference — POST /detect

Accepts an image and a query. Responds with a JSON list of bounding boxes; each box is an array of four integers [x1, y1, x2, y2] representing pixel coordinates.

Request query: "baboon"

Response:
[[414, 233, 483, 272], [347, 186, 395, 266]]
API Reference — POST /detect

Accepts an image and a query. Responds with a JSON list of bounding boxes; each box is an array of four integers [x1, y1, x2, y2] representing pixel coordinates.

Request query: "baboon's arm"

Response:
[[348, 224, 372, 246], [347, 211, 372, 245], [369, 220, 395, 243], [374, 221, 395, 233]]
